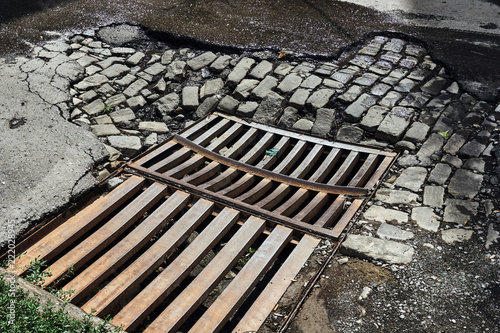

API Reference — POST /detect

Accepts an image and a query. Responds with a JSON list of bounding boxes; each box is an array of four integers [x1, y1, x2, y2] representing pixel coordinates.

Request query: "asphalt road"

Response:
[[0, 0, 498, 99]]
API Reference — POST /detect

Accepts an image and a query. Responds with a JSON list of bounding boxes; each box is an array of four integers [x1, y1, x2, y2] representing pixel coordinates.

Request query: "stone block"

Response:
[[252, 93, 286, 125], [311, 108, 335, 137], [375, 107, 414, 143], [423, 186, 444, 207], [404, 122, 430, 143], [377, 223, 414, 240], [411, 207, 440, 232], [340, 235, 414, 264], [393, 167, 427, 192], [182, 86, 200, 110], [448, 169, 483, 199], [441, 229, 474, 244], [443, 199, 479, 224], [375, 189, 419, 205], [363, 205, 409, 224]]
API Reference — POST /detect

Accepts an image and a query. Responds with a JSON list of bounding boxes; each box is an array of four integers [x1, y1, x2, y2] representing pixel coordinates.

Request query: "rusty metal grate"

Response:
[[130, 112, 396, 238], [8, 114, 395, 332], [10, 175, 320, 332]]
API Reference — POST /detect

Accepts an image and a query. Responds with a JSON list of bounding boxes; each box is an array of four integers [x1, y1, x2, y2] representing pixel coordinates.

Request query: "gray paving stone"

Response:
[[443, 132, 468, 155], [486, 224, 500, 250], [182, 86, 200, 110], [106, 94, 126, 107], [233, 79, 259, 100], [236, 101, 259, 118], [153, 92, 180, 116], [350, 54, 375, 68], [110, 108, 136, 123], [291, 62, 315, 73], [353, 72, 379, 86], [322, 79, 344, 89], [95, 56, 124, 70], [209, 55, 232, 72], [300, 75, 322, 89], [138, 121, 169, 133], [251, 76, 278, 99], [377, 223, 414, 240], [126, 52, 146, 66], [359, 106, 389, 132], [375, 188, 419, 205], [441, 154, 463, 168], [384, 38, 405, 53], [399, 56, 418, 68], [343, 93, 378, 122], [165, 60, 187, 81], [331, 70, 354, 85], [137, 71, 153, 82], [423, 186, 445, 207], [314, 62, 338, 76], [110, 47, 136, 55], [74, 74, 108, 90], [371, 83, 391, 96], [289, 88, 311, 110], [340, 234, 414, 264], [394, 167, 427, 192], [463, 158, 485, 173], [375, 107, 414, 143], [227, 57, 255, 87], [441, 229, 474, 244], [126, 95, 147, 110], [448, 169, 483, 199], [363, 205, 409, 224], [369, 60, 392, 75], [443, 102, 467, 121], [123, 78, 148, 97], [395, 141, 416, 151], [76, 55, 98, 67], [404, 122, 430, 143], [217, 95, 240, 114], [94, 115, 112, 125], [433, 115, 455, 135], [252, 93, 286, 125], [144, 133, 158, 147], [107, 135, 141, 157], [417, 133, 445, 158], [100, 64, 130, 79], [443, 199, 479, 224], [420, 76, 447, 95], [200, 78, 224, 99], [91, 124, 121, 136], [458, 141, 487, 158], [337, 85, 363, 103], [82, 99, 105, 115], [292, 119, 314, 132], [144, 62, 166, 76], [187, 51, 217, 71], [312, 108, 335, 137], [276, 73, 303, 93], [394, 78, 416, 93], [160, 50, 175, 65], [79, 90, 97, 103], [336, 125, 364, 143], [277, 106, 299, 128], [273, 63, 294, 77], [248, 60, 273, 79], [195, 96, 220, 119], [411, 207, 440, 232], [306, 89, 334, 110], [115, 73, 136, 86]]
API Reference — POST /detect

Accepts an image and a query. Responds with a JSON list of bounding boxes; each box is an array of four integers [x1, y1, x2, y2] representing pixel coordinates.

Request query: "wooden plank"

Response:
[[256, 144, 323, 209], [201, 132, 275, 191], [81, 199, 214, 316], [214, 112, 397, 156], [10, 176, 145, 275], [143, 216, 266, 333], [217, 136, 290, 197], [135, 116, 215, 166], [347, 154, 378, 187], [233, 234, 320, 333], [187, 225, 293, 333], [236, 140, 308, 203], [113, 208, 241, 332], [149, 118, 233, 173], [43, 182, 168, 286], [364, 155, 394, 189], [62, 191, 191, 303], [330, 199, 364, 235], [183, 128, 259, 185], [272, 148, 341, 216], [166, 123, 243, 178]]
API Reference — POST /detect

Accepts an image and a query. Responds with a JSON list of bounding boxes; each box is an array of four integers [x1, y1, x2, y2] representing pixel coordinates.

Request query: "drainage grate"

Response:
[[130, 113, 396, 238], [10, 175, 320, 332], [8, 114, 395, 332]]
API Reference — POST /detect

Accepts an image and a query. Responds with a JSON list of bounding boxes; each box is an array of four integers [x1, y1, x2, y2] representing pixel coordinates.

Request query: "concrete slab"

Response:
[[0, 56, 108, 247]]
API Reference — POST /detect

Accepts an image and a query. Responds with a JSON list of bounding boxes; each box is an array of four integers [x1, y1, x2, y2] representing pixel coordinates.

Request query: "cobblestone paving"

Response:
[[7, 25, 500, 331]]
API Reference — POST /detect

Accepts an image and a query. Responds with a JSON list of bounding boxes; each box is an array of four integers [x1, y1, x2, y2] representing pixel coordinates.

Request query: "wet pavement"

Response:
[[0, 1, 499, 100]]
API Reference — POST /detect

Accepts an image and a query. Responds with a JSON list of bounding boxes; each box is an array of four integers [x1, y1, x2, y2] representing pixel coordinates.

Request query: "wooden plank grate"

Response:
[[130, 112, 396, 238], [8, 114, 395, 332], [10, 176, 320, 333]]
